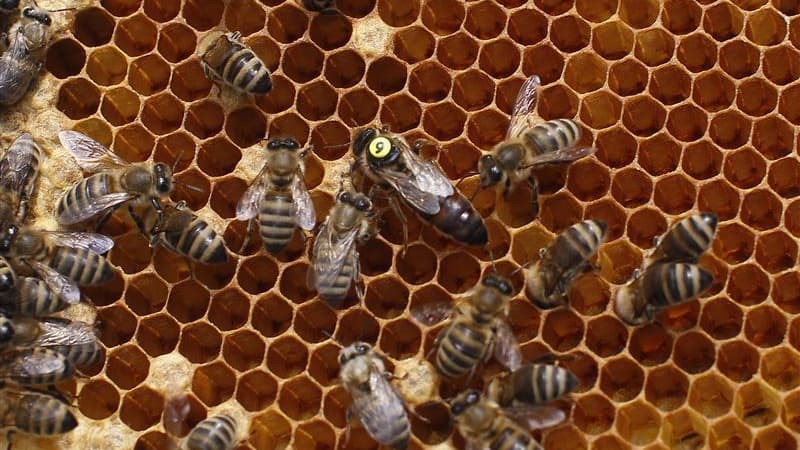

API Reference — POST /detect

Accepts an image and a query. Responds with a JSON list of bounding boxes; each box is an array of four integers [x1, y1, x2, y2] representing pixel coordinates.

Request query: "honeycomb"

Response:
[[1, 0, 798, 448]]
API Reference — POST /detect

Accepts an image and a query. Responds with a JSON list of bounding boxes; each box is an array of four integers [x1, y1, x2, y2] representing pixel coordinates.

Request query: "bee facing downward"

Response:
[[197, 30, 272, 95], [647, 212, 718, 266], [478, 75, 596, 216], [236, 137, 316, 254], [0, 388, 78, 436], [140, 201, 229, 265], [486, 363, 579, 408]]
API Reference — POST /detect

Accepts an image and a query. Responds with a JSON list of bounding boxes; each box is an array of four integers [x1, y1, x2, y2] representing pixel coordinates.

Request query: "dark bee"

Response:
[[0, 388, 77, 436], [0, 5, 57, 105], [352, 126, 488, 246], [0, 133, 42, 248], [647, 212, 718, 265], [486, 363, 579, 408], [0, 316, 99, 367], [57, 130, 174, 228], [186, 415, 238, 450], [339, 342, 410, 450], [478, 75, 595, 216], [144, 201, 228, 265], [615, 262, 713, 326], [308, 187, 375, 305], [413, 274, 522, 378], [236, 137, 316, 254], [196, 31, 272, 94], [526, 220, 608, 309]]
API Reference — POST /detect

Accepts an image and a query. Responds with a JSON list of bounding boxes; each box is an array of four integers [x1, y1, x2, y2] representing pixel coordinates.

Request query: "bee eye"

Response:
[[450, 402, 465, 416], [339, 192, 352, 204], [466, 391, 479, 404], [355, 198, 371, 211], [356, 343, 369, 353], [368, 137, 392, 159]]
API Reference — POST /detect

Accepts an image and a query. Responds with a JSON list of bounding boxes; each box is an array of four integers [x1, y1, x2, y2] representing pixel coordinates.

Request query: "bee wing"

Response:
[[0, 133, 40, 199], [31, 262, 81, 304], [410, 302, 453, 326], [527, 146, 597, 166], [348, 366, 408, 440], [494, 320, 523, 372], [58, 130, 129, 172], [57, 192, 136, 225], [44, 232, 115, 254], [507, 75, 542, 140], [11, 348, 69, 377], [308, 222, 359, 290], [504, 404, 567, 431], [33, 319, 97, 347], [291, 171, 316, 230], [235, 166, 269, 221]]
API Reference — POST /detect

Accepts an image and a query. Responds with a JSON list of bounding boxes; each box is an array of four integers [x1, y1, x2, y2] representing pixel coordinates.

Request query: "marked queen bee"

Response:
[[0, 388, 78, 436], [0, 315, 100, 367], [236, 137, 316, 255], [352, 126, 488, 246], [412, 273, 523, 379], [478, 75, 596, 216], [197, 30, 272, 95]]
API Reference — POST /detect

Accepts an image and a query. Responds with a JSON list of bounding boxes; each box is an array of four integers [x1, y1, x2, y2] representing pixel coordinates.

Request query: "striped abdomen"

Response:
[[163, 217, 228, 264], [655, 213, 718, 263], [436, 320, 492, 378], [524, 119, 581, 156], [56, 173, 116, 222], [218, 45, 272, 94], [49, 247, 114, 286], [259, 193, 296, 254], [503, 364, 579, 407], [50, 340, 101, 368], [4, 348, 75, 386], [548, 220, 607, 271], [1, 277, 68, 317], [316, 249, 356, 305], [419, 193, 488, 246], [489, 422, 542, 450], [11, 392, 77, 435], [643, 263, 713, 310], [187, 415, 237, 450]]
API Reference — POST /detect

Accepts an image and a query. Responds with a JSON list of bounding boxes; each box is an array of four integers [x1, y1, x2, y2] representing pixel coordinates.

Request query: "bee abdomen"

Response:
[[317, 256, 354, 304], [4, 277, 68, 317], [223, 48, 272, 94], [644, 263, 713, 309], [661, 213, 718, 262], [259, 194, 296, 254], [551, 220, 608, 269], [526, 119, 581, 155], [509, 364, 579, 406], [57, 173, 114, 222], [50, 247, 114, 286], [491, 424, 540, 450], [7, 348, 75, 386], [51, 340, 101, 367], [423, 193, 488, 246], [376, 414, 410, 450], [436, 322, 489, 377], [166, 218, 228, 264], [187, 415, 237, 450], [15, 393, 77, 435]]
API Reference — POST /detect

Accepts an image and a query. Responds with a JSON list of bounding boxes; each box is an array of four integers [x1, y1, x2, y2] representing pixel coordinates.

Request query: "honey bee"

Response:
[[140, 201, 228, 265], [352, 126, 488, 246], [339, 342, 410, 450], [614, 262, 713, 326], [0, 316, 99, 367], [186, 415, 238, 450], [0, 388, 77, 436], [412, 274, 523, 378], [0, 347, 74, 386], [450, 389, 566, 450], [0, 275, 69, 317], [526, 220, 608, 309], [478, 75, 596, 216], [647, 212, 718, 265], [307, 188, 375, 305], [196, 30, 272, 95], [0, 133, 42, 244], [486, 363, 579, 408], [236, 137, 316, 255], [302, 0, 336, 13], [56, 130, 174, 228]]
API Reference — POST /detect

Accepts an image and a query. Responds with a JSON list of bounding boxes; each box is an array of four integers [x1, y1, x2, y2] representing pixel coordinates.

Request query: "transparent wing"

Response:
[[31, 262, 80, 304], [410, 302, 453, 326], [33, 319, 97, 347], [528, 146, 597, 166], [401, 146, 454, 198], [291, 172, 316, 230], [379, 168, 442, 215], [0, 133, 40, 197], [57, 191, 135, 225], [235, 166, 269, 221], [58, 130, 129, 172], [508, 75, 542, 140], [45, 232, 115, 254], [505, 405, 567, 431], [494, 320, 523, 372], [15, 348, 68, 376], [308, 222, 359, 290]]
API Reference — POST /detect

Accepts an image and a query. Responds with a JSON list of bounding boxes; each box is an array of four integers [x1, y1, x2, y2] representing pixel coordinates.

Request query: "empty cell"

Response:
[[689, 373, 734, 418], [629, 324, 673, 366], [74, 7, 116, 46], [550, 16, 591, 53], [746, 8, 787, 45], [466, 109, 508, 149], [739, 79, 778, 117], [539, 193, 583, 233], [674, 331, 716, 374], [709, 417, 752, 450], [110, 232, 151, 275], [682, 141, 723, 180], [565, 53, 608, 94], [378, 95, 421, 133], [585, 199, 626, 242], [209, 177, 246, 220], [619, 0, 658, 28], [172, 169, 211, 211], [700, 297, 742, 340], [610, 168, 652, 207], [581, 91, 623, 130], [152, 245, 190, 282], [539, 85, 580, 121], [596, 128, 637, 168], [337, 308, 380, 345], [542, 309, 584, 351], [294, 420, 337, 450], [101, 0, 139, 16], [575, 0, 617, 22], [422, 102, 467, 141], [609, 59, 648, 96], [295, 82, 338, 122], [127, 54, 170, 97], [393, 26, 435, 63], [436, 251, 480, 294], [115, 124, 155, 162], [755, 426, 798, 450], [585, 316, 627, 357], [115, 14, 158, 57], [713, 223, 755, 264], [719, 41, 760, 79], [634, 29, 675, 66], [718, 340, 760, 382], [566, 160, 611, 202], [192, 362, 236, 406], [592, 21, 634, 61], [522, 44, 565, 84], [694, 71, 736, 112], [450, 70, 494, 112], [703, 2, 744, 41], [654, 174, 696, 215], [225, 108, 267, 148], [597, 240, 642, 284], [362, 276, 409, 320], [775, 273, 800, 314], [754, 116, 794, 160], [745, 306, 787, 348], [141, 93, 185, 134], [666, 104, 708, 143], [278, 262, 315, 303], [47, 38, 87, 80], [496, 183, 537, 228], [649, 66, 691, 106], [735, 381, 782, 427], [762, 347, 800, 391], [137, 314, 180, 357], [764, 45, 800, 85], [178, 323, 222, 363], [107, 345, 150, 389], [411, 401, 452, 445], [233, 256, 277, 296], [249, 410, 292, 450], [742, 190, 782, 230], [784, 391, 800, 433], [166, 279, 210, 323], [223, 329, 266, 372], [264, 4, 306, 43], [323, 51, 366, 90], [541, 426, 588, 450], [57, 78, 101, 120], [419, 0, 464, 36], [640, 134, 682, 176], [235, 370, 277, 413], [171, 60, 213, 102], [306, 343, 340, 387], [339, 89, 379, 126], [728, 263, 770, 306], [627, 208, 668, 249], [508, 8, 547, 45], [97, 304, 137, 347], [290, 302, 335, 345], [756, 231, 797, 273], [185, 101, 224, 139], [158, 23, 196, 63], [478, 38, 520, 79], [309, 121, 350, 161], [283, 42, 324, 83], [407, 62, 451, 104], [225, 0, 266, 35], [662, 0, 702, 34], [645, 366, 690, 411], [190, 253, 236, 286], [278, 375, 322, 420], [79, 379, 120, 420], [310, 13, 352, 51], [197, 137, 241, 177], [378, 0, 419, 26], [252, 293, 293, 338], [182, 0, 224, 31], [365, 57, 407, 97], [143, 0, 179, 21], [698, 180, 740, 221], [661, 409, 707, 449], [464, 0, 504, 39], [677, 33, 718, 73], [788, 200, 800, 237], [573, 393, 614, 434], [660, 300, 702, 332], [223, 220, 261, 257], [622, 96, 666, 137], [125, 273, 167, 316], [616, 401, 661, 445], [379, 318, 422, 360], [101, 87, 140, 127], [120, 387, 164, 431], [73, 118, 114, 148]]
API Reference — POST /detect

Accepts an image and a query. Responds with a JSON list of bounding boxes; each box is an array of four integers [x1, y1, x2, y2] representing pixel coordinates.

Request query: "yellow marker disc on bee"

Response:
[[368, 137, 392, 158]]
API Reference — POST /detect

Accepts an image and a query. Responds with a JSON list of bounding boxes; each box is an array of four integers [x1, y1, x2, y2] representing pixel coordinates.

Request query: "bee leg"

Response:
[[5, 430, 14, 450], [528, 177, 540, 218], [387, 195, 409, 256], [412, 138, 435, 155], [128, 204, 147, 236]]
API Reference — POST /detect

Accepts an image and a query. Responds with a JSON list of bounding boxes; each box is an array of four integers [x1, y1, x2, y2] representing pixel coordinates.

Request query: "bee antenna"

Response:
[[170, 149, 185, 174], [321, 329, 344, 348], [510, 261, 531, 276], [176, 180, 205, 193], [488, 249, 498, 274], [47, 6, 74, 12]]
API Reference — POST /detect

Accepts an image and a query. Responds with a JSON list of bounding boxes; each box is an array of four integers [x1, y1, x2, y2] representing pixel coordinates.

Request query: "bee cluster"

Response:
[[0, 0, 798, 449]]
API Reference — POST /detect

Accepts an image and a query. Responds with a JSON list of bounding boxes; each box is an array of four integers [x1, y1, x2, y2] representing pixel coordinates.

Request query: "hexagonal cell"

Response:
[[137, 314, 180, 357], [622, 96, 666, 137], [379, 318, 421, 360], [185, 100, 224, 139], [734, 381, 782, 427], [761, 347, 800, 391], [580, 91, 622, 130], [599, 356, 645, 403], [783, 390, 800, 433], [540, 425, 588, 450], [744, 305, 787, 349], [661, 408, 708, 449], [294, 420, 337, 450], [252, 293, 293, 338], [306, 343, 340, 388], [616, 401, 661, 445], [249, 409, 292, 450], [141, 93, 185, 135], [294, 81, 338, 122], [309, 11, 351, 49], [101, 87, 140, 127], [57, 78, 101, 120], [645, 366, 690, 412], [629, 324, 673, 366], [73, 118, 114, 148], [718, 341, 760, 382], [182, 0, 224, 31], [477, 38, 520, 79], [541, 309, 584, 352], [107, 345, 150, 390], [433, 251, 479, 295], [392, 26, 435, 65], [165, 279, 209, 323], [683, 141, 723, 180], [564, 53, 608, 95], [109, 232, 151, 275], [689, 372, 734, 419], [755, 426, 798, 450], [522, 44, 566, 84], [508, 8, 547, 45], [597, 239, 643, 285], [756, 231, 798, 274], [649, 65, 691, 106], [378, 0, 420, 26], [79, 378, 120, 420], [462, 0, 507, 39], [336, 308, 381, 346], [728, 263, 770, 307], [277, 375, 322, 421], [775, 272, 800, 314], [572, 393, 614, 435], [97, 304, 137, 347], [653, 174, 696, 215], [178, 323, 222, 364], [667, 104, 708, 143], [119, 386, 164, 432], [703, 2, 744, 41], [222, 329, 266, 372], [754, 116, 794, 160], [608, 59, 648, 97], [322, 50, 366, 90], [550, 15, 591, 53], [738, 79, 778, 118], [206, 288, 249, 332], [115, 124, 156, 163], [171, 60, 213, 102], [74, 7, 116, 46], [626, 208, 666, 250], [661, 0, 701, 34], [590, 436, 628, 450], [46, 38, 87, 80], [157, 23, 196, 63], [593, 129, 635, 170], [338, 88, 380, 126], [745, 8, 787, 45], [698, 180, 741, 221], [639, 134, 681, 176], [222, 0, 265, 36], [409, 401, 452, 445], [288, 301, 334, 346], [115, 14, 158, 57], [610, 168, 652, 208], [764, 45, 800, 85], [283, 42, 324, 83], [237, 370, 277, 412], [128, 54, 170, 96], [713, 223, 755, 265], [197, 137, 241, 178], [694, 71, 736, 112], [634, 29, 675, 67], [264, 335, 308, 379], [142, 0, 179, 21], [673, 331, 716, 374], [192, 362, 236, 407], [719, 40, 760, 79], [584, 316, 627, 358], [699, 297, 742, 340], [618, 0, 658, 28], [742, 189, 783, 231], [364, 57, 408, 97], [709, 416, 753, 450], [677, 33, 718, 73]]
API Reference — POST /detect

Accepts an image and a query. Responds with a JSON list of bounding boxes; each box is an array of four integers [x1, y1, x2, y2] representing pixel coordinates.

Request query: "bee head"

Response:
[[267, 137, 300, 151], [153, 163, 174, 196], [22, 6, 51, 25], [0, 315, 14, 346], [352, 128, 377, 156], [450, 389, 481, 416], [0, 225, 17, 254], [478, 155, 504, 188], [482, 274, 513, 296], [338, 341, 371, 365], [352, 193, 372, 212]]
